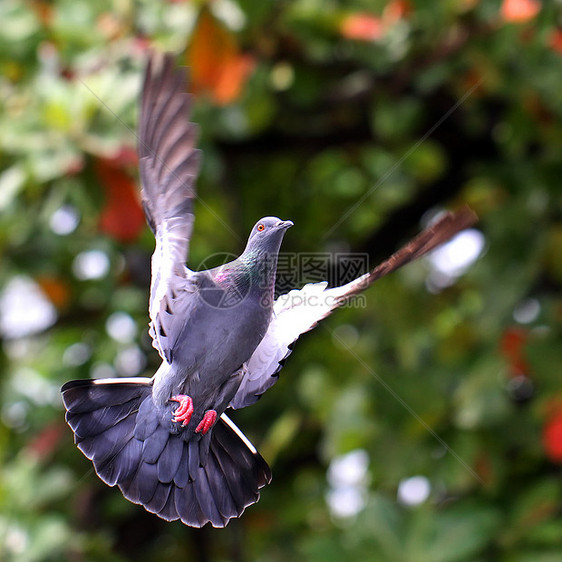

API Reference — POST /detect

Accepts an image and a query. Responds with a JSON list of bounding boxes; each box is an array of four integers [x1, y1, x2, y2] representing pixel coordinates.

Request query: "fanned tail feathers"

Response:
[[62, 379, 271, 527]]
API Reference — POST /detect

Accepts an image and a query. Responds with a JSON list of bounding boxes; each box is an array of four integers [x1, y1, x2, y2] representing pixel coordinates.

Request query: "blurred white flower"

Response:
[[72, 250, 110, 280], [427, 228, 484, 291], [326, 449, 370, 519], [0, 276, 57, 339], [50, 205, 79, 235], [397, 475, 431, 506]]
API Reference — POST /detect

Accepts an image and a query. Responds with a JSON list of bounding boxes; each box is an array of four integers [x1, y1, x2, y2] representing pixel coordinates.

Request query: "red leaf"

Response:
[[36, 275, 71, 309], [543, 411, 562, 463], [549, 29, 562, 55], [187, 9, 255, 105], [500, 0, 540, 23], [30, 0, 54, 26], [340, 3, 411, 42], [383, 1, 412, 24], [500, 326, 530, 377], [96, 153, 145, 243], [340, 13, 384, 42], [26, 422, 66, 460]]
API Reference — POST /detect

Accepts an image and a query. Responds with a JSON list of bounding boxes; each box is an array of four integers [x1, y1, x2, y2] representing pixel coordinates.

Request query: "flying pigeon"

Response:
[[61, 53, 477, 528]]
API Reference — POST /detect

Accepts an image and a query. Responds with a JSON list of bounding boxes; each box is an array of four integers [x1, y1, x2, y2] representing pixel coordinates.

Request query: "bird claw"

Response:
[[170, 394, 194, 426], [195, 410, 217, 435], [170, 397, 216, 433]]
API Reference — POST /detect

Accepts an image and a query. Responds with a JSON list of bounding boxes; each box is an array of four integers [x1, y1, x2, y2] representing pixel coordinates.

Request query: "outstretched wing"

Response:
[[229, 206, 478, 409], [139, 53, 202, 362]]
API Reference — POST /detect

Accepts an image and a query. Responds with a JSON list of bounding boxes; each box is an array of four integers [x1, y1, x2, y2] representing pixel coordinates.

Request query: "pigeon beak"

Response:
[[276, 220, 294, 230]]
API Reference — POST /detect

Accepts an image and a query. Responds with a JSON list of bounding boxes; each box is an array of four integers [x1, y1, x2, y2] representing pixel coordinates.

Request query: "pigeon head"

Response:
[[244, 217, 293, 256]]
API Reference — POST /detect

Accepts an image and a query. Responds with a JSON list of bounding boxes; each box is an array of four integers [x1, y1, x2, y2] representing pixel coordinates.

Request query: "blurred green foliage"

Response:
[[1, 0, 562, 560]]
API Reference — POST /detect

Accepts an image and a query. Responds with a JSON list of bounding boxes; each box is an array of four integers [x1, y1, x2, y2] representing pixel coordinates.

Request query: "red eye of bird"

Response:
[[257, 224, 265, 232]]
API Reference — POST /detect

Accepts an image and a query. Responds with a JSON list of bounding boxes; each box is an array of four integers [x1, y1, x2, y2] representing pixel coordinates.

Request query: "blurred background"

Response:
[[1, 0, 562, 560]]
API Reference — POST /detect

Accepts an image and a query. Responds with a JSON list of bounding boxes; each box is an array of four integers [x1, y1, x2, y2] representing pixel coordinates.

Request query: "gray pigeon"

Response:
[[61, 53, 477, 528]]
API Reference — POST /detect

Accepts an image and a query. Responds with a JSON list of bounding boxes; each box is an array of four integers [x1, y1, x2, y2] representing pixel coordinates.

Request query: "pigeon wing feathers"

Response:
[[345, 205, 478, 295], [139, 53, 202, 362], [230, 206, 477, 409]]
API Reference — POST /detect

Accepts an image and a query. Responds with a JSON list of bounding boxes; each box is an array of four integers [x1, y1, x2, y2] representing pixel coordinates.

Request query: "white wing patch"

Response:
[[229, 275, 369, 409]]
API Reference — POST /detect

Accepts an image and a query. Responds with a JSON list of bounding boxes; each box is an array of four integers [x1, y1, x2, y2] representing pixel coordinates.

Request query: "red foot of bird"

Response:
[[170, 394, 194, 426], [195, 410, 217, 435]]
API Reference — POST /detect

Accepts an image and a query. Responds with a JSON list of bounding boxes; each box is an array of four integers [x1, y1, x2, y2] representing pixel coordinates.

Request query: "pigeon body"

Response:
[[61, 53, 477, 527], [149, 216, 293, 424]]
